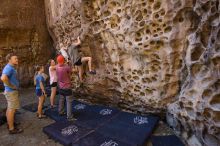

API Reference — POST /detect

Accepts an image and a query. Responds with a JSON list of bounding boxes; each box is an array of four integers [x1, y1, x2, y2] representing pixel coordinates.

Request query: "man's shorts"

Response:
[[74, 58, 82, 66], [4, 91, 20, 110]]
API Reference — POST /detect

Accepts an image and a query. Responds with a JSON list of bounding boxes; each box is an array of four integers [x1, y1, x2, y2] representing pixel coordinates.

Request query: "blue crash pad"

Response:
[[22, 103, 48, 112], [43, 121, 93, 146], [44, 100, 159, 146], [110, 112, 159, 131], [72, 131, 133, 146], [73, 104, 120, 129], [45, 100, 120, 129], [97, 112, 159, 146], [44, 100, 84, 122], [151, 135, 185, 146], [44, 107, 67, 122]]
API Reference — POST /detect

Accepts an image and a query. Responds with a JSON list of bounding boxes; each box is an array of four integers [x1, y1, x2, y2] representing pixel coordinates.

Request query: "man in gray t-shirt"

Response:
[[67, 36, 96, 82]]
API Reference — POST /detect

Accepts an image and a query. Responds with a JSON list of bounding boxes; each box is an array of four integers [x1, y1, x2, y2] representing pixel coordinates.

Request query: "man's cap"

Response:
[[57, 55, 64, 64]]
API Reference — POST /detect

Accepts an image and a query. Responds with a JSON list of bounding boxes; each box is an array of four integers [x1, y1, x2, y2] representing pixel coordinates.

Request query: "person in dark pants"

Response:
[[56, 55, 76, 121], [1, 53, 23, 134]]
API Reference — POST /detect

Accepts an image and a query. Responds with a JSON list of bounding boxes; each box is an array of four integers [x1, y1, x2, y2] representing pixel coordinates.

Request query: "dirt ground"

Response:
[[0, 88, 174, 146], [0, 88, 61, 146]]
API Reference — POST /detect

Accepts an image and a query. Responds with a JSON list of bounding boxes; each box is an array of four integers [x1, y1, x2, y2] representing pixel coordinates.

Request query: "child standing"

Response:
[[34, 65, 47, 119]]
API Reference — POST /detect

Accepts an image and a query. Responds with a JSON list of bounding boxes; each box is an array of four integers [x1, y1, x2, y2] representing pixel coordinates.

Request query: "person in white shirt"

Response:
[[48, 59, 57, 108], [59, 43, 69, 62]]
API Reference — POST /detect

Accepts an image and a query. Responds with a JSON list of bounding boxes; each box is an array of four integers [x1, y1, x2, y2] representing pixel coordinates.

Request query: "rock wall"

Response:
[[45, 0, 185, 112], [0, 0, 53, 86], [44, 0, 220, 145], [167, 1, 220, 146]]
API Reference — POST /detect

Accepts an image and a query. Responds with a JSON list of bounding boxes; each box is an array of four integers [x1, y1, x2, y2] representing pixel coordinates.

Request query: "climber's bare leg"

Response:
[[81, 57, 92, 72], [77, 65, 83, 83]]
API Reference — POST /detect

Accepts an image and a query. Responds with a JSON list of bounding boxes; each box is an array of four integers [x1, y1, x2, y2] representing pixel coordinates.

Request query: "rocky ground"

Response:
[[0, 88, 175, 146], [0, 88, 61, 146]]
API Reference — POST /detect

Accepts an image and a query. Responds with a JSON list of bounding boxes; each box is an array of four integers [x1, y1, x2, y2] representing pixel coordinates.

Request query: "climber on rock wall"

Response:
[[67, 36, 96, 83]]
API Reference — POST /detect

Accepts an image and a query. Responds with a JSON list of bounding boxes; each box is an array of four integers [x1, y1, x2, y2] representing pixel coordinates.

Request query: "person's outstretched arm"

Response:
[[73, 36, 81, 46], [60, 48, 69, 61]]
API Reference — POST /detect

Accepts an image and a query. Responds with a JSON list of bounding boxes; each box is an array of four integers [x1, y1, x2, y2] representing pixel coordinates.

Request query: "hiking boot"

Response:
[[89, 70, 96, 75], [9, 128, 23, 134]]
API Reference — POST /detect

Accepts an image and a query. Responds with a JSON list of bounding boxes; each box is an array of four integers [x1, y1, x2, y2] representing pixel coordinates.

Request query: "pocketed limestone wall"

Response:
[[44, 0, 220, 145]]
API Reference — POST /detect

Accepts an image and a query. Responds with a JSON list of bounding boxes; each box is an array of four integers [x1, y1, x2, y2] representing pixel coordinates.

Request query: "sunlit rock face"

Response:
[[45, 0, 183, 112], [167, 1, 220, 146], [45, 0, 220, 145], [0, 0, 53, 86]]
